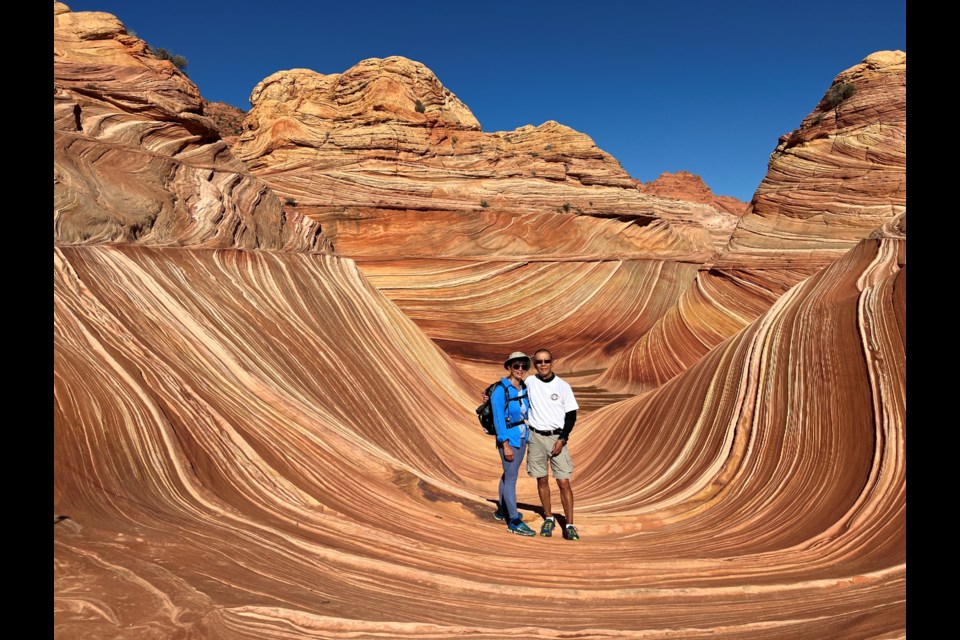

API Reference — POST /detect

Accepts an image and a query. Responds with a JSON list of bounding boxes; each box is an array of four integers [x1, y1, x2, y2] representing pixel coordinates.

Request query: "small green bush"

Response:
[[562, 202, 571, 213], [284, 197, 298, 207], [480, 200, 489, 208], [415, 99, 426, 113], [825, 82, 855, 108], [150, 46, 188, 71]]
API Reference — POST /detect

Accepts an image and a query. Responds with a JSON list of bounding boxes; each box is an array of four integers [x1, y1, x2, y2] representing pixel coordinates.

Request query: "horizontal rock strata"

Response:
[[232, 57, 741, 258]]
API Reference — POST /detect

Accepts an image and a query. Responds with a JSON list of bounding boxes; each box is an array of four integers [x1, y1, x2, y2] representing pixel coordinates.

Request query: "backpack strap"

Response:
[[499, 380, 527, 428]]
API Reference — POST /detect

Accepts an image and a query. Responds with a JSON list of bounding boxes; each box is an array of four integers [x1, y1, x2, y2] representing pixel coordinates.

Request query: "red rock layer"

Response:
[[202, 99, 247, 143], [636, 170, 749, 217], [53, 2, 327, 252]]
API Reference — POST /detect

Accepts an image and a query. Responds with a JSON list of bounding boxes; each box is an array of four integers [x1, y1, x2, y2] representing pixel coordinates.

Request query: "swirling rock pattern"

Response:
[[354, 257, 701, 383], [54, 230, 905, 638], [53, 3, 907, 638], [53, 2, 328, 252]]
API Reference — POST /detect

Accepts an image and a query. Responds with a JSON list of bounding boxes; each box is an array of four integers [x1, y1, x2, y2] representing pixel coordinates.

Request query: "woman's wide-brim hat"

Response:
[[503, 351, 531, 368]]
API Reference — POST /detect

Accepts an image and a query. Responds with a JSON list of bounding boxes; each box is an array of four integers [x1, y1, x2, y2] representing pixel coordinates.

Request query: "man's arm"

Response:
[[551, 409, 577, 457], [559, 409, 577, 441]]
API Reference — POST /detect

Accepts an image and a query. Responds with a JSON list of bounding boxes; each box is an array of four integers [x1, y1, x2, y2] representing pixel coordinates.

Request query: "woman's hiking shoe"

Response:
[[539, 519, 556, 537], [563, 524, 580, 541], [508, 517, 535, 536], [494, 508, 520, 522]]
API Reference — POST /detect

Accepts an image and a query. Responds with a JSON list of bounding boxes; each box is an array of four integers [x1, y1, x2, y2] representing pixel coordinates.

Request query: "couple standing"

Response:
[[490, 349, 580, 540]]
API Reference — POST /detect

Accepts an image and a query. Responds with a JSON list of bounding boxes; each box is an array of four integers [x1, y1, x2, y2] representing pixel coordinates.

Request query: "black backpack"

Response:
[[476, 380, 528, 436]]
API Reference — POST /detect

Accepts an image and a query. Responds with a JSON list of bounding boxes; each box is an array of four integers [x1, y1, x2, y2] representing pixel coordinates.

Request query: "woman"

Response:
[[491, 351, 536, 536]]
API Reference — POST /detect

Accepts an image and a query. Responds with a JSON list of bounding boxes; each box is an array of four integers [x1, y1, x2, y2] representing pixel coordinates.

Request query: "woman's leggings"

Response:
[[498, 440, 527, 520]]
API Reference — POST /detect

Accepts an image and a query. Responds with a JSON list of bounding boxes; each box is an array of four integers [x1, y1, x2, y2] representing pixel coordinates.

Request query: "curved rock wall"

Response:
[[53, 3, 906, 638], [53, 2, 328, 252], [724, 51, 906, 264], [54, 229, 905, 638]]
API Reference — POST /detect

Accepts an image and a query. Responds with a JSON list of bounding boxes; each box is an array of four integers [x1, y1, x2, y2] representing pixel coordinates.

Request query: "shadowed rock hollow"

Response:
[[53, 3, 906, 638]]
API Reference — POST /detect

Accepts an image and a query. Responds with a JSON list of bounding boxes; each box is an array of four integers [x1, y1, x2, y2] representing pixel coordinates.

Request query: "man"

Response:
[[522, 349, 580, 540]]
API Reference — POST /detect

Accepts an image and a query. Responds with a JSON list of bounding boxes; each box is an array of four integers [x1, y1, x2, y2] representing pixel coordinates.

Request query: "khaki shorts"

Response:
[[526, 430, 574, 480]]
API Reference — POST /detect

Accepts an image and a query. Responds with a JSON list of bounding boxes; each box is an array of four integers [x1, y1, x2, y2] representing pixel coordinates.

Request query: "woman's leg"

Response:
[[498, 441, 527, 520]]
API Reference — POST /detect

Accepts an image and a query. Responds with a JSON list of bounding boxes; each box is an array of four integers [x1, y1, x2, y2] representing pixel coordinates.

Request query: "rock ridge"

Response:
[[53, 2, 329, 252], [232, 56, 742, 258]]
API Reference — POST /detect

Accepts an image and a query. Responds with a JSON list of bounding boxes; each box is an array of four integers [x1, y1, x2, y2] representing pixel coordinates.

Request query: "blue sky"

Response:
[[63, 1, 905, 202]]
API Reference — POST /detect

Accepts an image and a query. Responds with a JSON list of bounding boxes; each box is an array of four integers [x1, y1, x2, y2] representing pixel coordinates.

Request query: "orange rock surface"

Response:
[[53, 3, 907, 638], [637, 170, 749, 216], [723, 51, 906, 266], [232, 57, 740, 259], [53, 2, 327, 251]]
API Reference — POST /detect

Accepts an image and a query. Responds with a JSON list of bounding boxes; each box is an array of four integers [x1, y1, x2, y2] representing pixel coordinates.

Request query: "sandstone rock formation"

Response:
[[53, 3, 906, 638], [595, 51, 906, 394], [53, 2, 327, 251], [202, 99, 247, 143], [723, 50, 906, 266], [227, 55, 760, 377], [636, 170, 749, 217], [232, 57, 741, 260]]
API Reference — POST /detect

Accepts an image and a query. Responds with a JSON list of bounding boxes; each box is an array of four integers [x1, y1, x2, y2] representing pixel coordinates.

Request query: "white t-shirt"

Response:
[[526, 374, 579, 432]]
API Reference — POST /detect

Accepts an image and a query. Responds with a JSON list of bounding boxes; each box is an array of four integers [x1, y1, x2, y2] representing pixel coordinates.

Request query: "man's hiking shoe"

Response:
[[540, 519, 556, 537], [563, 525, 580, 541], [508, 518, 535, 536]]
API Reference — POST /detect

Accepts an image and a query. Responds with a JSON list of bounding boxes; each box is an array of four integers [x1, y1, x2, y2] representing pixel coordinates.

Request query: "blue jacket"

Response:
[[491, 377, 528, 447]]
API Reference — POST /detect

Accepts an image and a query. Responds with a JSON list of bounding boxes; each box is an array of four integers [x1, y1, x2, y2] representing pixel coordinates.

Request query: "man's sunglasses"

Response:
[[534, 359, 551, 365], [511, 362, 530, 370]]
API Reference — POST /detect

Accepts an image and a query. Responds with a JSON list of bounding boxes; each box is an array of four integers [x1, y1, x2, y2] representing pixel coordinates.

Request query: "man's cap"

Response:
[[503, 351, 531, 368]]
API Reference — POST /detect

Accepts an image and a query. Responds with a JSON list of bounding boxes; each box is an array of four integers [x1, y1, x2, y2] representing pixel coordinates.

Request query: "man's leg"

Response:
[[556, 478, 574, 525], [550, 441, 577, 539], [537, 475, 553, 518], [526, 431, 552, 517], [527, 432, 557, 536]]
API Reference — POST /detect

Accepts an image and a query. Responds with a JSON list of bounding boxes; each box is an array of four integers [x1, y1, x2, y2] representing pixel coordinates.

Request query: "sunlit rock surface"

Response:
[[53, 2, 327, 251], [54, 229, 905, 638], [637, 171, 749, 217], [232, 56, 740, 259], [723, 51, 906, 266], [53, 4, 906, 638], [635, 171, 748, 247], [596, 51, 907, 394]]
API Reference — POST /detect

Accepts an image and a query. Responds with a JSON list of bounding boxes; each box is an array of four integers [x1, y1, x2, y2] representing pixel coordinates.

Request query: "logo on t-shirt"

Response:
[[550, 393, 559, 401]]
